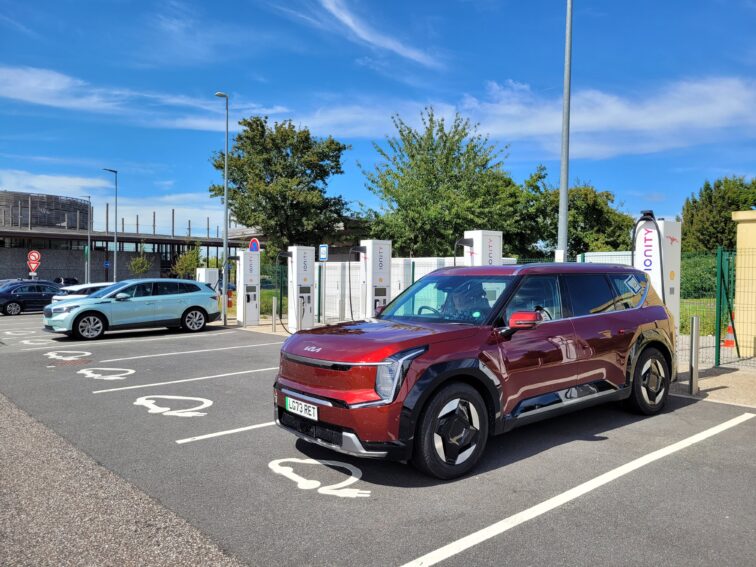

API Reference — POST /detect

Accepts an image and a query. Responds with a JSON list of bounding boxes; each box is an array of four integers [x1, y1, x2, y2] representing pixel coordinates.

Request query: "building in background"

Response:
[[0, 190, 240, 282]]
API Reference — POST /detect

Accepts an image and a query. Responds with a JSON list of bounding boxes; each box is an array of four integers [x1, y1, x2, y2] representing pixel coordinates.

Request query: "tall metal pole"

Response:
[[87, 196, 92, 283], [104, 168, 118, 281], [216, 91, 230, 325], [556, 0, 573, 262]]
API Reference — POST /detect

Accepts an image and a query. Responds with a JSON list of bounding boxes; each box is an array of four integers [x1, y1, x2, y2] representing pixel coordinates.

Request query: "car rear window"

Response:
[[178, 283, 201, 293], [564, 274, 616, 317], [608, 273, 647, 310]]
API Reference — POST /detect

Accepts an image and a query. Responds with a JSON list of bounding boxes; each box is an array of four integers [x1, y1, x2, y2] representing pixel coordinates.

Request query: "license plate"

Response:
[[286, 397, 318, 421]]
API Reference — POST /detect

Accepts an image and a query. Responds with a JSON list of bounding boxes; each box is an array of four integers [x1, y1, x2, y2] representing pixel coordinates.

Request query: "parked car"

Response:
[[54, 277, 80, 286], [52, 282, 113, 303], [0, 281, 61, 315], [274, 263, 676, 479], [43, 278, 221, 339]]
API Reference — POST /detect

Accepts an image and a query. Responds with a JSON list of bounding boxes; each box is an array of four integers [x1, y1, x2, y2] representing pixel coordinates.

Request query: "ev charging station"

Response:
[[358, 239, 392, 318], [632, 211, 681, 331], [195, 267, 219, 290], [236, 244, 261, 327], [288, 246, 315, 332], [462, 230, 503, 266]]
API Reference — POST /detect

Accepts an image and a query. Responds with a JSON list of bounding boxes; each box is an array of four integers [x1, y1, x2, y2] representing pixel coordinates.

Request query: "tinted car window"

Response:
[[504, 275, 563, 322], [41, 285, 58, 293], [609, 273, 647, 310], [179, 283, 200, 293], [154, 281, 179, 296], [120, 282, 154, 298], [564, 274, 616, 317], [13, 285, 33, 293]]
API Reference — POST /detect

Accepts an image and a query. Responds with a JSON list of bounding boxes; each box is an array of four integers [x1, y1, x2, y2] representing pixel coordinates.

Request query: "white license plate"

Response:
[[286, 397, 318, 421]]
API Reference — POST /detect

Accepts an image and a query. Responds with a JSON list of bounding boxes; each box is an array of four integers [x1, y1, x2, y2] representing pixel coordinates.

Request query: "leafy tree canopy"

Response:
[[682, 176, 756, 252], [128, 241, 153, 277], [210, 116, 350, 257], [363, 108, 543, 257], [172, 242, 202, 279]]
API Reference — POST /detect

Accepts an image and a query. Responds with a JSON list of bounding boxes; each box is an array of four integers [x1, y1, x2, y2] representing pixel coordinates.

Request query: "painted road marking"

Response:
[[134, 395, 213, 417], [77, 368, 136, 381], [670, 393, 756, 411], [92, 367, 278, 394], [4, 330, 36, 336], [20, 339, 55, 346], [176, 421, 276, 444], [100, 341, 283, 363], [19, 330, 237, 352], [269, 458, 371, 498], [44, 350, 92, 361], [402, 412, 755, 567]]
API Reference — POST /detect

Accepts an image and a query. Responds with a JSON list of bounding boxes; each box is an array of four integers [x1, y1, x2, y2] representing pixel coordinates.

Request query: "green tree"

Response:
[[364, 108, 541, 257], [538, 181, 634, 254], [681, 176, 756, 252], [128, 241, 153, 277], [172, 242, 202, 279], [210, 116, 349, 257]]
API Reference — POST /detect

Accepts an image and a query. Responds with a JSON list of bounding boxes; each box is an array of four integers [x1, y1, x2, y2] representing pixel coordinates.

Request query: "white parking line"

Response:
[[100, 341, 283, 363], [92, 367, 278, 394], [402, 412, 755, 567], [670, 393, 756, 410], [19, 330, 237, 352], [175, 421, 276, 444]]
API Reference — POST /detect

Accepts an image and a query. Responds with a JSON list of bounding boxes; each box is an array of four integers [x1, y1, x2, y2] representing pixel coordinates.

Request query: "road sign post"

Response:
[[27, 250, 41, 277]]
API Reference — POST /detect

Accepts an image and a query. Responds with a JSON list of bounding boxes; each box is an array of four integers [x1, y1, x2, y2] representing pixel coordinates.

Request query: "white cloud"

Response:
[[317, 0, 441, 69]]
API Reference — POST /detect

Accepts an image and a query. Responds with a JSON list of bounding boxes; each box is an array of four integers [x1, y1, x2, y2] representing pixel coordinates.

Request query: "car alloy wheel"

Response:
[[5, 302, 21, 315], [184, 310, 205, 331], [640, 358, 666, 407], [78, 315, 104, 339], [433, 398, 481, 466]]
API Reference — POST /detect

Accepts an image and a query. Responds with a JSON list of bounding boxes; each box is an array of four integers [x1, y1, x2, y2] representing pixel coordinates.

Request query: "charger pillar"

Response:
[[359, 239, 391, 318], [236, 250, 260, 327], [196, 268, 219, 290], [633, 213, 681, 331], [463, 230, 503, 266], [288, 246, 315, 332]]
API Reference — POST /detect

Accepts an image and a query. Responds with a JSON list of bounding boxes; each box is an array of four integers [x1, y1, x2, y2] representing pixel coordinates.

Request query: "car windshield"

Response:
[[88, 282, 130, 298], [379, 275, 514, 325]]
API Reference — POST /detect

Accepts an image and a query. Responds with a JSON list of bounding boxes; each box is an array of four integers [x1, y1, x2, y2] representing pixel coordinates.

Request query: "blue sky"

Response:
[[1, 0, 755, 234]]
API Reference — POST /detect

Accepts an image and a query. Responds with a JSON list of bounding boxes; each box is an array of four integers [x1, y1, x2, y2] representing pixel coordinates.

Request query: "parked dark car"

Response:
[[274, 263, 676, 479], [0, 281, 61, 315]]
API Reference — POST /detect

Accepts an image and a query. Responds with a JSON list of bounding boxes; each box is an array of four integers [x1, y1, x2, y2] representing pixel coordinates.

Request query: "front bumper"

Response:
[[274, 382, 412, 461], [207, 311, 221, 323], [42, 314, 73, 333]]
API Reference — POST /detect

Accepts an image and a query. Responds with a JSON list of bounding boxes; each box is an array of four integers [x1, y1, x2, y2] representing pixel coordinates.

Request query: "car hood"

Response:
[[282, 318, 482, 364]]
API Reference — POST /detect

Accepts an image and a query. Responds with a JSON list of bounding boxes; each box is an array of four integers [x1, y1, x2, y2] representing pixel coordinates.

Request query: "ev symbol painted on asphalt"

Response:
[[78, 368, 136, 381], [133, 395, 213, 417], [268, 458, 371, 498], [44, 351, 92, 361], [21, 339, 55, 346]]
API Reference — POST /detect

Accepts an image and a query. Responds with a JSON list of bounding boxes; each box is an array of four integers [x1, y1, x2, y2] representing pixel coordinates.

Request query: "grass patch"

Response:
[[679, 297, 718, 335], [261, 288, 287, 316]]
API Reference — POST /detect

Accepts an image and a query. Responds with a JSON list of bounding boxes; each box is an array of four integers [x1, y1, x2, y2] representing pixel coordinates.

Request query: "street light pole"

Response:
[[556, 0, 573, 262], [86, 195, 92, 283], [104, 168, 118, 281], [215, 92, 229, 325]]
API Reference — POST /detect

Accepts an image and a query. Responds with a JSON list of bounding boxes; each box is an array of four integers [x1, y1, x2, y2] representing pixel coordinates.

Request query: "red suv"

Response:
[[274, 264, 676, 479]]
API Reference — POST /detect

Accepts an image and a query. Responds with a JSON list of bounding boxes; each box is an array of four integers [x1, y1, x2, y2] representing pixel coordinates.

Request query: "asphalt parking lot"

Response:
[[1, 312, 755, 566]]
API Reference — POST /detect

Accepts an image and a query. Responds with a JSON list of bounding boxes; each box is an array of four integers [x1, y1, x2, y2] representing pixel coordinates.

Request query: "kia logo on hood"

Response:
[[303, 346, 322, 353]]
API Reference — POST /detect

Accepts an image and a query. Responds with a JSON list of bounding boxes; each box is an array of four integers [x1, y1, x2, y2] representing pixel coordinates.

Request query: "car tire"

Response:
[[73, 312, 106, 340], [3, 302, 22, 316], [181, 308, 207, 333], [626, 347, 670, 415], [412, 382, 489, 480]]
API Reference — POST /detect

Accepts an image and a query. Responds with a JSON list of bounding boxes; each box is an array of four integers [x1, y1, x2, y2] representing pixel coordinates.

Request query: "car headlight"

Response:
[[356, 346, 427, 407], [52, 304, 79, 314]]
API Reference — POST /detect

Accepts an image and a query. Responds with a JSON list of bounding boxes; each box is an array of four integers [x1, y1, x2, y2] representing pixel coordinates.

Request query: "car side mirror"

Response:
[[115, 292, 129, 301], [508, 311, 542, 330]]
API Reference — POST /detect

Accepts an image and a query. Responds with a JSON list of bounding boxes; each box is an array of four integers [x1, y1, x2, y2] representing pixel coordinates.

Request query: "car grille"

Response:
[[43, 306, 52, 317], [279, 410, 343, 446]]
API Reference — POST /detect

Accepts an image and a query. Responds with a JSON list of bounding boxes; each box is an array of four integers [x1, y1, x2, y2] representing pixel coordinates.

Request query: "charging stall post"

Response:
[[288, 246, 315, 332], [358, 239, 392, 318], [462, 230, 503, 266], [632, 211, 682, 331], [235, 239, 261, 327], [195, 268, 219, 290]]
